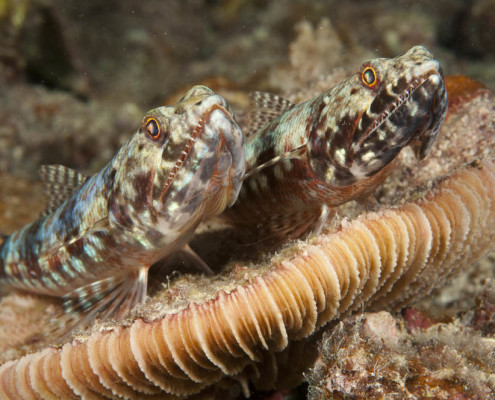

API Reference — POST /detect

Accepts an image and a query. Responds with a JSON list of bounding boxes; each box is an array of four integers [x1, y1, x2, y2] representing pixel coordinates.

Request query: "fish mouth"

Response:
[[409, 78, 448, 160], [343, 65, 447, 186], [157, 101, 245, 222], [354, 67, 447, 171], [201, 135, 244, 217], [158, 103, 238, 204], [359, 70, 442, 148]]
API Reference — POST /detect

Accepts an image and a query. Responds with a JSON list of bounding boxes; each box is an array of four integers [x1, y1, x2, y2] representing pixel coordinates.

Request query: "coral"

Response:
[[307, 303, 495, 399], [0, 294, 58, 364], [0, 84, 142, 175], [266, 19, 351, 99], [443, 75, 489, 113], [1, 11, 495, 400], [0, 159, 494, 398]]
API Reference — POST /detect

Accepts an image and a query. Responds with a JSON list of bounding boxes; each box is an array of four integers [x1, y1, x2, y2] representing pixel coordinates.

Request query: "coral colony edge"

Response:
[[0, 46, 495, 399]]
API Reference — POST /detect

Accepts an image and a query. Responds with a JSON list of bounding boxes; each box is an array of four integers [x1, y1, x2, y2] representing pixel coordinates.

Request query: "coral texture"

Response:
[[308, 307, 495, 399], [0, 159, 494, 399]]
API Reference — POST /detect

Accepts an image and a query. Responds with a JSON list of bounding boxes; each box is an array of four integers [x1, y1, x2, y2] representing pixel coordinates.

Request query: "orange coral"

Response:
[[445, 75, 488, 114]]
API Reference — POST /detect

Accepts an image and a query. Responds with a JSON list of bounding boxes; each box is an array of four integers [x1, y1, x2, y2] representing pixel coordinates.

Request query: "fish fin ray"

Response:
[[237, 204, 336, 251], [55, 267, 149, 336], [179, 244, 214, 275], [39, 164, 88, 216], [244, 91, 295, 137], [243, 206, 330, 248], [242, 145, 306, 181]]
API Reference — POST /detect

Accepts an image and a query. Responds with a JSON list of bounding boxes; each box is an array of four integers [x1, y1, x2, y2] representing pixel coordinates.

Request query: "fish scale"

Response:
[[0, 85, 246, 331], [225, 46, 448, 246]]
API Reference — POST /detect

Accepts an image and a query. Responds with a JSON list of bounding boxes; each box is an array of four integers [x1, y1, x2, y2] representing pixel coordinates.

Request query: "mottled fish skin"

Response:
[[0, 85, 245, 323], [225, 46, 447, 244]]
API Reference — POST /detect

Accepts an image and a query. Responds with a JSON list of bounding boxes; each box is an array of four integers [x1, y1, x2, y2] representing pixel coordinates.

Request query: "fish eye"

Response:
[[362, 67, 377, 88], [143, 117, 162, 140]]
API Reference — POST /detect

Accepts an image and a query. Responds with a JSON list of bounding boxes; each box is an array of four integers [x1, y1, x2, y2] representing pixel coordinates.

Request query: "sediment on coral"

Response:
[[0, 159, 494, 399], [307, 308, 495, 399]]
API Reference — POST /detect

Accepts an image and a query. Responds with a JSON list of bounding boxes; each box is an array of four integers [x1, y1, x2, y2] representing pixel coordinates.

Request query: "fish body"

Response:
[[0, 85, 245, 323], [225, 46, 447, 243]]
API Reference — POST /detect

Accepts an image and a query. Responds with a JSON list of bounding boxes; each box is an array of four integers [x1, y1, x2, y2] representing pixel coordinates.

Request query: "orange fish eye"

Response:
[[362, 67, 377, 87], [144, 117, 161, 139]]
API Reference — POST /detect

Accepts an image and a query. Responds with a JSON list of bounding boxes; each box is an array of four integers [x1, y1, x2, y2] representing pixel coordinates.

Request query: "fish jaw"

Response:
[[109, 86, 245, 250], [308, 45, 448, 187]]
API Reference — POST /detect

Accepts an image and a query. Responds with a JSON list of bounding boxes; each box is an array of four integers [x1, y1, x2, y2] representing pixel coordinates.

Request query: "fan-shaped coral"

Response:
[[0, 158, 494, 399]]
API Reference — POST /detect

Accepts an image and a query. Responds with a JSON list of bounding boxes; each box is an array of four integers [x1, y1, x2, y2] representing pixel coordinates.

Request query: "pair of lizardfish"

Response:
[[0, 46, 447, 330]]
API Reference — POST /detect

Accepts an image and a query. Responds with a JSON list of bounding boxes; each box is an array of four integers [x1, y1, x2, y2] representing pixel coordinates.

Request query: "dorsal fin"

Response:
[[39, 165, 88, 216], [244, 91, 295, 137]]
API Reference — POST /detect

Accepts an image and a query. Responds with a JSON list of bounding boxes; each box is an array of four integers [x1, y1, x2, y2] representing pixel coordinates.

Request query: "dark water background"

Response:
[[1, 0, 494, 176]]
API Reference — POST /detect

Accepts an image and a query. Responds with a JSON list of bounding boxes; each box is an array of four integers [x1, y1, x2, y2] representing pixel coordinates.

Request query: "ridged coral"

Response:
[[1, 159, 494, 399]]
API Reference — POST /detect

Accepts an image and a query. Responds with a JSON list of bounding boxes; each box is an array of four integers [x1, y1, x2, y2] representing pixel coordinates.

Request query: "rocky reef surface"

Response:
[[0, 1, 495, 399]]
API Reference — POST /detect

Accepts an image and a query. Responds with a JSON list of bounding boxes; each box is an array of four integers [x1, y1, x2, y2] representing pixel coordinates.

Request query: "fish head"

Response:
[[110, 85, 245, 240], [308, 45, 447, 187]]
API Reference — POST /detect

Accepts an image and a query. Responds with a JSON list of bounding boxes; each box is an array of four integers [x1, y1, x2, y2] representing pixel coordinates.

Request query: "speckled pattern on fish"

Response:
[[0, 85, 245, 329], [225, 46, 448, 244]]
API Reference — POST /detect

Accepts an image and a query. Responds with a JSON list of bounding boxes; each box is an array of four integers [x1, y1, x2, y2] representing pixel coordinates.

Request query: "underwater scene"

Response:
[[0, 1, 494, 398]]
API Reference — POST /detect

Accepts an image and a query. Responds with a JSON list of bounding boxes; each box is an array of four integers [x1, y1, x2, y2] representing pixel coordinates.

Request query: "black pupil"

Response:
[[146, 119, 159, 137], [364, 69, 375, 85]]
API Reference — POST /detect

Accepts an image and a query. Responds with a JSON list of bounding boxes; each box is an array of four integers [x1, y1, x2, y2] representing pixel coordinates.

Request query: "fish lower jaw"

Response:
[[360, 71, 441, 147]]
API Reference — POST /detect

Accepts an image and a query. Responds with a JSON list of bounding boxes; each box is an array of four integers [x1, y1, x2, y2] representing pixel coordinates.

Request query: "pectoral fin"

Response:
[[55, 266, 149, 335], [242, 145, 307, 181], [178, 244, 214, 275], [247, 206, 332, 248]]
